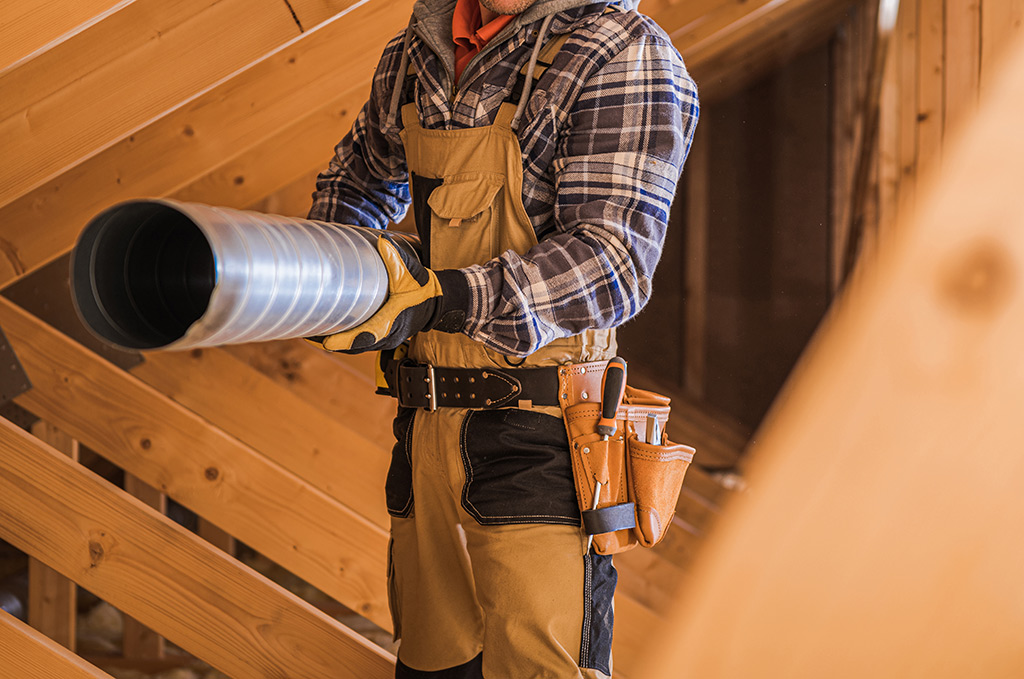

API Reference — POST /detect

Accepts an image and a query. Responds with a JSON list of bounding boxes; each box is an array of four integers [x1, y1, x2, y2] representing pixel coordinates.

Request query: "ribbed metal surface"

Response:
[[70, 199, 416, 351]]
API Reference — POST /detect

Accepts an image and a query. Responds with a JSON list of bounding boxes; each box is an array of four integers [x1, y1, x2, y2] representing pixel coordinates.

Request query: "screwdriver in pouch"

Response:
[[587, 356, 627, 553]]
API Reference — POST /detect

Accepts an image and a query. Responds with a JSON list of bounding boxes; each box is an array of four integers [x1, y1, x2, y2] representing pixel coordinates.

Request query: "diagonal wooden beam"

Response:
[[0, 0, 413, 286], [0, 609, 113, 679], [131, 347, 393, 529], [0, 0, 369, 210], [644, 36, 1024, 679], [0, 295, 393, 629], [0, 0, 122, 73], [0, 417, 395, 678]]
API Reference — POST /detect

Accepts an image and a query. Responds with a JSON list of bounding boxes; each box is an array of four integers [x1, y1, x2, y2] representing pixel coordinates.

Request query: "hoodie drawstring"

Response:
[[387, 20, 415, 131], [511, 13, 555, 133]]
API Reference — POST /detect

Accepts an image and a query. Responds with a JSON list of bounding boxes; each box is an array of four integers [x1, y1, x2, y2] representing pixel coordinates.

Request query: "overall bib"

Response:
[[385, 37, 618, 678]]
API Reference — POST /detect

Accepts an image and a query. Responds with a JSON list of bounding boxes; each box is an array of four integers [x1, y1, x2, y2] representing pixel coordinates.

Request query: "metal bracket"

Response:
[[0, 324, 31, 409]]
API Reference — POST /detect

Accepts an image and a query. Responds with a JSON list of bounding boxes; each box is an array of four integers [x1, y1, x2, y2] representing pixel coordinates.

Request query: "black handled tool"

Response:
[[595, 357, 627, 439]]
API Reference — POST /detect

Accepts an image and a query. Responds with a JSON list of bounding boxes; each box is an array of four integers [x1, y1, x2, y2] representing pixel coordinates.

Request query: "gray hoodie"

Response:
[[410, 0, 641, 89]]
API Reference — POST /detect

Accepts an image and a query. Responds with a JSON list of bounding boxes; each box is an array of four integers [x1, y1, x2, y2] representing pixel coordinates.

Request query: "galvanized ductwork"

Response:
[[70, 199, 417, 351]]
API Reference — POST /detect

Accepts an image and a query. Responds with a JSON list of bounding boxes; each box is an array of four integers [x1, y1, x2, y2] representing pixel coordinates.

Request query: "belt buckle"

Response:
[[423, 363, 437, 412]]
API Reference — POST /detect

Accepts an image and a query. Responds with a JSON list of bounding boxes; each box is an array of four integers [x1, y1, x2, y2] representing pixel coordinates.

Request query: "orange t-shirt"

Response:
[[453, 0, 516, 83]]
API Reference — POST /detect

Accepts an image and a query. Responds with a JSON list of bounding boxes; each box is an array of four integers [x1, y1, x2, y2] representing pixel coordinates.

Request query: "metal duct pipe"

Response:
[[70, 199, 418, 351]]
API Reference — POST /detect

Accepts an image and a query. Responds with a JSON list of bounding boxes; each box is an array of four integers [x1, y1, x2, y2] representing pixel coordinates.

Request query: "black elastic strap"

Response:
[[582, 502, 635, 535]]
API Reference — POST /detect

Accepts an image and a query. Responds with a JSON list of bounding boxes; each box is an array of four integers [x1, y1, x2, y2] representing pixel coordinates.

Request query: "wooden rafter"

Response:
[[0, 0, 414, 286], [0, 295, 394, 629], [643, 36, 1024, 678], [0, 418, 395, 678], [0, 610, 113, 679]]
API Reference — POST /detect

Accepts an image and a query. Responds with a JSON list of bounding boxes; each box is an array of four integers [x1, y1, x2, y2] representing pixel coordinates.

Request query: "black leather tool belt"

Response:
[[387, 360, 561, 411]]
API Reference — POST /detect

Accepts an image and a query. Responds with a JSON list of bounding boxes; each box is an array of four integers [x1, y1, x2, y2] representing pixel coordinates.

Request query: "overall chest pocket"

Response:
[[426, 174, 504, 269]]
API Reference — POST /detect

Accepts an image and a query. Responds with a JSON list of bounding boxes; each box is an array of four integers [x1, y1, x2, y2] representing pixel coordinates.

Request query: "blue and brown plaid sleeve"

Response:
[[463, 32, 699, 356], [307, 32, 411, 228]]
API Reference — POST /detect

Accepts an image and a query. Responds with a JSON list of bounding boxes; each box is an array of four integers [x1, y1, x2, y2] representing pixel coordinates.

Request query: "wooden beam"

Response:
[[197, 519, 236, 555], [691, 0, 854, 103], [683, 124, 709, 399], [896, 0, 920, 224], [0, 296, 393, 629], [673, 0, 852, 71], [0, 0, 311, 209], [916, 0, 945, 175], [980, 0, 1024, 97], [248, 167, 326, 217], [0, 609, 113, 679], [0, 0, 414, 287], [0, 417, 395, 678], [168, 85, 365, 209], [0, 0, 122, 72], [122, 475, 167, 660], [130, 347, 392, 529], [944, 0, 982, 137], [27, 421, 78, 651], [643, 36, 1024, 679], [222, 341, 396, 454]]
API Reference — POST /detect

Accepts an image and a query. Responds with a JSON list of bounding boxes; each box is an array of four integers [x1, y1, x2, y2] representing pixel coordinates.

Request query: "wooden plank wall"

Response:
[[641, 33, 1024, 677], [869, 0, 1023, 253]]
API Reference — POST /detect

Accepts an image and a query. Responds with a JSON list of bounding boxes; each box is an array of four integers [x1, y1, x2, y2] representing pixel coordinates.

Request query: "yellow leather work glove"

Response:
[[306, 235, 468, 353]]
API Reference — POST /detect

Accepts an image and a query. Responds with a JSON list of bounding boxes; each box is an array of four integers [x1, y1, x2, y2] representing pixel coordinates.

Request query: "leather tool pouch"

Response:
[[559, 364, 696, 555]]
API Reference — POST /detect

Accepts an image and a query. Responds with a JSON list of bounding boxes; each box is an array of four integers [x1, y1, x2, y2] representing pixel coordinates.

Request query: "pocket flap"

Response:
[[427, 175, 503, 220]]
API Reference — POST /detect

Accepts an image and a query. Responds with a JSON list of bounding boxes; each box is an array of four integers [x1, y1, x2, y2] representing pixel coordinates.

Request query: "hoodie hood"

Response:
[[409, 0, 639, 84]]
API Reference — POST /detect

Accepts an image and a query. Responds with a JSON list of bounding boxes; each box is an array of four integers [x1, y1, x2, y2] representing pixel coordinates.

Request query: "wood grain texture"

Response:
[[0, 0, 123, 72], [222, 341, 396, 453], [0, 0, 414, 287], [122, 475, 167, 660], [27, 421, 79, 651], [0, 0, 308, 208], [130, 347, 392, 528], [169, 85, 365, 209], [0, 296, 392, 629], [980, 0, 1024, 96], [916, 0, 945, 175], [0, 418, 395, 678], [0, 609, 112, 679], [943, 0, 982, 137], [644, 37, 1024, 679]]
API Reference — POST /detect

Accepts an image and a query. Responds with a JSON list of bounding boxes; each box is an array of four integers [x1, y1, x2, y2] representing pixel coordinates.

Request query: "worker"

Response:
[[305, 0, 698, 674]]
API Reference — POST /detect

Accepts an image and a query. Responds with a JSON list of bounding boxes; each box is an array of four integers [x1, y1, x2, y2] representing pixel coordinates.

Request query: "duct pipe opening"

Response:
[[72, 201, 215, 350]]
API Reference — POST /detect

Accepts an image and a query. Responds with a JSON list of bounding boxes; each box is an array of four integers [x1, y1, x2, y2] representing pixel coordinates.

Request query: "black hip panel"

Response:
[[459, 408, 580, 526]]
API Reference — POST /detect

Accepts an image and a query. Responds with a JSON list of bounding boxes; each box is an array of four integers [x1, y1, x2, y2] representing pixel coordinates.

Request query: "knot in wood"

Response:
[[88, 540, 104, 567], [938, 238, 1015, 320], [204, 466, 220, 481]]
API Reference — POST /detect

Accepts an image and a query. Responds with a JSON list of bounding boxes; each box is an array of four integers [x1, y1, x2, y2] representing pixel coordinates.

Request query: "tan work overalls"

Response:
[[385, 26, 617, 679]]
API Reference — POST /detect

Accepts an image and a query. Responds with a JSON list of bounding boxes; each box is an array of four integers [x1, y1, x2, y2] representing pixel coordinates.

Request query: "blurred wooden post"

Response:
[[122, 475, 165, 660], [27, 420, 77, 651], [197, 519, 236, 556], [644, 37, 1024, 678]]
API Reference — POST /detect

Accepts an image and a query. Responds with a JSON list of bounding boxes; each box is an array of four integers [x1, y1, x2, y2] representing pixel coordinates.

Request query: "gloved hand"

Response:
[[306, 235, 468, 353]]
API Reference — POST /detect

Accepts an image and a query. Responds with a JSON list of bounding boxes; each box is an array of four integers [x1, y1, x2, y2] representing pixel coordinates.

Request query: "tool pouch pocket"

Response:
[[559, 368, 697, 555], [563, 403, 637, 555], [626, 433, 695, 547]]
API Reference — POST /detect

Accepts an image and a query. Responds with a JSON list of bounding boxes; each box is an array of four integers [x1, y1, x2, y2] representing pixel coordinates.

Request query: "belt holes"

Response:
[[469, 377, 476, 383]]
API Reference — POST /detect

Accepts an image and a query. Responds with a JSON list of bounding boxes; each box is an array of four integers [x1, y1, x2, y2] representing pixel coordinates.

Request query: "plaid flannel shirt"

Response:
[[308, 1, 699, 356]]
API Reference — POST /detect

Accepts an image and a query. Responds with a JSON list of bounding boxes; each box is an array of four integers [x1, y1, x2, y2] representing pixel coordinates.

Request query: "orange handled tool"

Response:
[[596, 356, 627, 439]]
